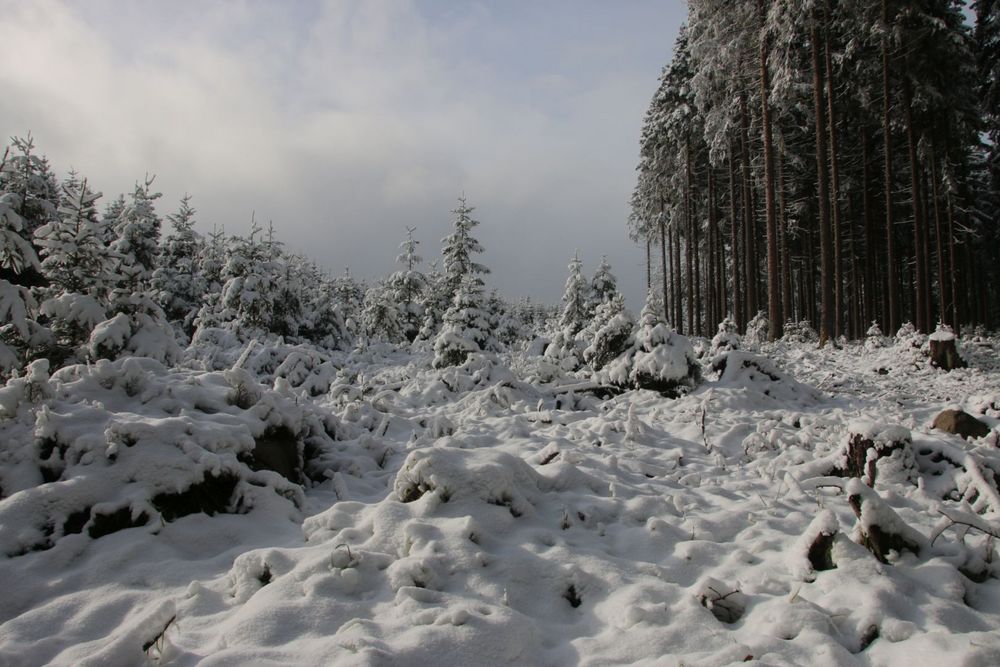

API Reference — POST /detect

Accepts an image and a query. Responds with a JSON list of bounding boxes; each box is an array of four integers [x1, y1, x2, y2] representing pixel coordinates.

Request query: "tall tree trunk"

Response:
[[729, 142, 743, 327], [660, 211, 669, 321], [739, 94, 757, 322], [946, 189, 960, 336], [824, 20, 843, 339], [882, 0, 899, 333], [645, 237, 652, 293], [902, 78, 926, 332], [708, 167, 719, 330], [778, 145, 792, 328], [862, 125, 877, 330], [929, 144, 947, 328], [685, 140, 695, 335], [812, 18, 834, 346], [758, 0, 781, 340], [673, 223, 683, 331]]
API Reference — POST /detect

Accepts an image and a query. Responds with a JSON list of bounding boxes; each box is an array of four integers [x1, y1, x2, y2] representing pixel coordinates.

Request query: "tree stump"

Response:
[[839, 421, 915, 487], [929, 330, 965, 370]]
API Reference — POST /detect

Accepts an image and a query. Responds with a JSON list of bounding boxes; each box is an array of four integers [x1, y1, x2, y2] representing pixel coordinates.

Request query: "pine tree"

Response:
[[583, 293, 634, 370], [361, 280, 404, 343], [0, 155, 44, 372], [33, 178, 113, 355], [0, 135, 59, 286], [558, 253, 589, 338], [152, 195, 205, 328], [627, 288, 700, 396], [589, 255, 619, 311], [441, 196, 489, 295], [433, 274, 492, 368], [388, 227, 426, 342], [216, 221, 280, 339], [110, 176, 162, 302], [333, 268, 365, 338]]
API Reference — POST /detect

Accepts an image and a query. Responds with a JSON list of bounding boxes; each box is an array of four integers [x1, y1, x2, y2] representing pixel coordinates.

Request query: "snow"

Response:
[[2, 336, 1000, 665]]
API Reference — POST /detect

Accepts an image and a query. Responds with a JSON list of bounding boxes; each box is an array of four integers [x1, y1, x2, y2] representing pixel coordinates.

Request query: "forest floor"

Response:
[[1, 334, 1000, 666]]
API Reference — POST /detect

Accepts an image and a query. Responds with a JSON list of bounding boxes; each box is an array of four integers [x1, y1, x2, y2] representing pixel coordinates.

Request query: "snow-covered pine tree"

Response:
[[271, 254, 306, 340], [543, 253, 589, 370], [558, 252, 589, 338], [216, 221, 280, 339], [298, 264, 349, 348], [109, 176, 162, 302], [433, 273, 493, 368], [583, 293, 635, 371], [615, 287, 700, 397], [361, 280, 404, 343], [152, 195, 205, 330], [485, 290, 520, 351], [33, 178, 113, 356], [333, 268, 365, 338], [589, 255, 619, 313], [0, 158, 45, 373], [389, 227, 426, 342], [442, 196, 489, 294], [710, 316, 741, 355], [0, 135, 59, 285], [417, 261, 450, 342]]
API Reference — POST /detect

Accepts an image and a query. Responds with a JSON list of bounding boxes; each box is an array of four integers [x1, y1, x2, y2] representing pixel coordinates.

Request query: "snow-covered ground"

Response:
[[2, 335, 1000, 666]]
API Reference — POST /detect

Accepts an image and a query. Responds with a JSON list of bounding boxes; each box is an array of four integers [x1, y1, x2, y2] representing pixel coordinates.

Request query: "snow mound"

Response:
[[0, 356, 347, 556], [711, 350, 823, 405], [394, 447, 544, 517]]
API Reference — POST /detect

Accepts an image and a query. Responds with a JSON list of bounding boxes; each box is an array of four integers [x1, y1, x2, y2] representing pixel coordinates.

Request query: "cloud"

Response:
[[0, 0, 682, 306]]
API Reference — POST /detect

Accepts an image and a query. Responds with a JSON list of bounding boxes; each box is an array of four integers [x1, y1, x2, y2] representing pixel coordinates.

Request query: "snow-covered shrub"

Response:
[[864, 321, 887, 351], [894, 321, 925, 349], [88, 295, 181, 366], [710, 316, 740, 355], [744, 310, 769, 348], [39, 292, 106, 358], [782, 320, 818, 345]]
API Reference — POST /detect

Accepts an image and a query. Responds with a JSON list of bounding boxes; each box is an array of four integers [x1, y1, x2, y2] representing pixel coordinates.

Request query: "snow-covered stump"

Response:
[[846, 479, 927, 564], [838, 421, 916, 488], [788, 510, 840, 579], [928, 325, 965, 371]]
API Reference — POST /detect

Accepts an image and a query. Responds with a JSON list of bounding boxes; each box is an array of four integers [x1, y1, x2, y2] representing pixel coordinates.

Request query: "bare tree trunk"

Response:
[[739, 94, 757, 322], [882, 0, 899, 333], [758, 0, 781, 340], [708, 167, 718, 331], [902, 78, 926, 332], [946, 188, 960, 336], [929, 145, 947, 327], [729, 143, 743, 327], [862, 125, 877, 330], [824, 20, 843, 339], [778, 145, 792, 329], [812, 18, 834, 346], [673, 223, 683, 331], [685, 140, 695, 335], [646, 237, 652, 293], [660, 212, 669, 320]]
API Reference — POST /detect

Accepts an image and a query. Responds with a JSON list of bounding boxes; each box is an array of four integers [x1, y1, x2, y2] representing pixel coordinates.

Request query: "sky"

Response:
[[0, 0, 686, 307]]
